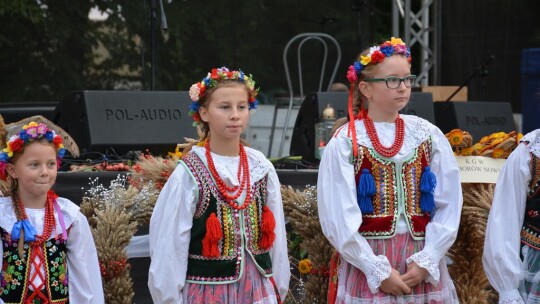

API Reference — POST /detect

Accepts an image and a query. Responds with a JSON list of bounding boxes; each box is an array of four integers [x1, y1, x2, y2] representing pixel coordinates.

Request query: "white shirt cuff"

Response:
[[498, 289, 524, 304], [406, 246, 441, 285]]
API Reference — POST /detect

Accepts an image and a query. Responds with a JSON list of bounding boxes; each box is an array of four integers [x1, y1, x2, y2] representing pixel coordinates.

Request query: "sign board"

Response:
[[455, 156, 506, 183]]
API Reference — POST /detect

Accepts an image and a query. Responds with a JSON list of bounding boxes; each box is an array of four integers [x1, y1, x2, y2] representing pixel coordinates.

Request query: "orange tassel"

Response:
[[259, 206, 276, 250], [202, 213, 222, 257]]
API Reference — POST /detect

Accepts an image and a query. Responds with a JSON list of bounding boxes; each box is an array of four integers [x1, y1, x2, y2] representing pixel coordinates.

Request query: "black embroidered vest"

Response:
[[521, 153, 540, 249], [0, 229, 69, 303], [182, 152, 273, 283]]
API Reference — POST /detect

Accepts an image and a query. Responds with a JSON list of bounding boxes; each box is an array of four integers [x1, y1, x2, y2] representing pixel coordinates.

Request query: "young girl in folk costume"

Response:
[[317, 37, 462, 303], [0, 117, 104, 304], [484, 129, 540, 303], [148, 67, 290, 303]]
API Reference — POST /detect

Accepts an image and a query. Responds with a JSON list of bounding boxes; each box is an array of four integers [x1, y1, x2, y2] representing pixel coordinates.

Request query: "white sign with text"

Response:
[[455, 156, 506, 184]]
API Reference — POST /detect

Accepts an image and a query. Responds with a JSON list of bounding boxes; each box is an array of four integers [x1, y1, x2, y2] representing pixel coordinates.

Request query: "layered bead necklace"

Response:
[[363, 115, 405, 158], [14, 191, 56, 246], [205, 141, 251, 210]]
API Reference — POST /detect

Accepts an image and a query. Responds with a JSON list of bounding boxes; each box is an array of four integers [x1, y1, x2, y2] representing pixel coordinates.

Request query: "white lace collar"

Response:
[[338, 114, 432, 155], [521, 129, 540, 158], [191, 145, 272, 184], [0, 196, 80, 236]]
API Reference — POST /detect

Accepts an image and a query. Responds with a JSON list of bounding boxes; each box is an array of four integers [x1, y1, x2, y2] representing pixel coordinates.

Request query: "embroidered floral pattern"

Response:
[[1, 229, 26, 299], [522, 154, 540, 249], [402, 140, 432, 238], [527, 154, 540, 199], [1, 229, 69, 302], [46, 238, 69, 296]]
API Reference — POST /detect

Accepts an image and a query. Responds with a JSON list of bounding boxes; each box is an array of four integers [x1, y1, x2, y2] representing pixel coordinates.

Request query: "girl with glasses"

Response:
[[317, 38, 462, 303]]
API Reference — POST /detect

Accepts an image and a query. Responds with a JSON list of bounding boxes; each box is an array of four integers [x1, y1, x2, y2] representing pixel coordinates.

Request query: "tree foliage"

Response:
[[0, 0, 391, 103]]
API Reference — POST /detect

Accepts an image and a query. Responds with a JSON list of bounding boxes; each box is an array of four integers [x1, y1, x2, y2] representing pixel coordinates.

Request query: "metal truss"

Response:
[[392, 0, 441, 86]]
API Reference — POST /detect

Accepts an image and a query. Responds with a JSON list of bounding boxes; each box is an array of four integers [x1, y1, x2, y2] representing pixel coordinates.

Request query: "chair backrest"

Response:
[[278, 33, 342, 157]]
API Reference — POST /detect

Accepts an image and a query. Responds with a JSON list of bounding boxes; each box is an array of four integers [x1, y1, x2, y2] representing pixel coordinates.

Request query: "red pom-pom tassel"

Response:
[[202, 213, 222, 257], [259, 206, 276, 250]]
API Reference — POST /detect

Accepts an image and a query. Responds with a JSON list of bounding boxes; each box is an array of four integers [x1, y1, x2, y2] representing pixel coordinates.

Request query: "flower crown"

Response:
[[0, 122, 66, 180], [188, 67, 259, 126], [346, 37, 412, 84]]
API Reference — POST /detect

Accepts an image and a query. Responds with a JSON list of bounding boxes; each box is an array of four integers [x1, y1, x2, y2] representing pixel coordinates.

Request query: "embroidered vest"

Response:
[[182, 153, 273, 283], [521, 153, 540, 249], [354, 139, 433, 240], [0, 229, 69, 304]]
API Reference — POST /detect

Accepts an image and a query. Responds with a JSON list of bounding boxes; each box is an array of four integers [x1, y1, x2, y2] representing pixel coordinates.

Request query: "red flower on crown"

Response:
[[371, 50, 385, 64], [211, 69, 219, 79], [53, 136, 63, 145], [9, 138, 25, 152]]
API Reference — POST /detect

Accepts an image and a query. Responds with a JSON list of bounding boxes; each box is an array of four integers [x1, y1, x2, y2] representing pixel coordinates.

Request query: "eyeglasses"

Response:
[[364, 75, 417, 89]]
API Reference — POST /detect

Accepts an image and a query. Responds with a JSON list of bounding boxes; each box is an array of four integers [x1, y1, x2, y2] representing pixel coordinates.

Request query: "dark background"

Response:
[[1, 0, 539, 113]]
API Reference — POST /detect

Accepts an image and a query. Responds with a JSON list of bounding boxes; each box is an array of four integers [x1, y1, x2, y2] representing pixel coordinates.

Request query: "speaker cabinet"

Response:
[[289, 92, 348, 162], [54, 91, 197, 155], [0, 102, 58, 123], [400, 92, 435, 124], [434, 101, 516, 142]]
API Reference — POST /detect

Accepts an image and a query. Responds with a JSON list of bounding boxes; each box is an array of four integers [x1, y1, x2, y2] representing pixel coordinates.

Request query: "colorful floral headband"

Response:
[[0, 122, 66, 180], [188, 67, 259, 126], [346, 37, 412, 84]]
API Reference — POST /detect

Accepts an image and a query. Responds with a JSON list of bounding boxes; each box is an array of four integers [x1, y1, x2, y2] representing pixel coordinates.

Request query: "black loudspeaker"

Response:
[[0, 102, 58, 123], [400, 92, 435, 124], [434, 101, 516, 142], [290, 92, 348, 162], [289, 92, 436, 162], [54, 91, 197, 155]]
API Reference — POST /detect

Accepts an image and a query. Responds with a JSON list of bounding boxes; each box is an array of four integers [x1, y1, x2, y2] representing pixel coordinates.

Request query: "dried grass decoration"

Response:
[[448, 183, 496, 304], [281, 185, 333, 304], [80, 175, 159, 304]]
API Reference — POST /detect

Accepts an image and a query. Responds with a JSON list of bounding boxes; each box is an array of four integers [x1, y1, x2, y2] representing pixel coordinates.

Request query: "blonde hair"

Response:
[[182, 81, 250, 155], [332, 48, 381, 134]]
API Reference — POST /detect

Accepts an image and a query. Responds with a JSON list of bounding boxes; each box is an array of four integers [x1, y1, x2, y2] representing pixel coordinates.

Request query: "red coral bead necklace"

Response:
[[205, 141, 251, 210], [363, 114, 405, 158], [15, 191, 56, 246]]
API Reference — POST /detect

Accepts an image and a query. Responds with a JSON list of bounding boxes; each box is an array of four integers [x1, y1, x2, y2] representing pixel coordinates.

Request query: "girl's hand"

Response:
[[380, 269, 411, 295], [401, 262, 429, 288]]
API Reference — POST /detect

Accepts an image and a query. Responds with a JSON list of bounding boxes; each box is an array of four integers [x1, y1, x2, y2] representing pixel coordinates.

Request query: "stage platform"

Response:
[[54, 169, 319, 205], [53, 169, 318, 303]]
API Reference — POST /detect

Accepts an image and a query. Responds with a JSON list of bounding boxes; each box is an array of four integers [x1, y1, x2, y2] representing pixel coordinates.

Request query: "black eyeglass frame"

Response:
[[363, 75, 417, 89]]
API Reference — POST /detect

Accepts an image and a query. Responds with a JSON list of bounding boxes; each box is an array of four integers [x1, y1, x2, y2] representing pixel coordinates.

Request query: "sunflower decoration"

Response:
[[470, 131, 522, 159], [446, 129, 523, 159], [298, 258, 313, 275], [445, 129, 473, 155]]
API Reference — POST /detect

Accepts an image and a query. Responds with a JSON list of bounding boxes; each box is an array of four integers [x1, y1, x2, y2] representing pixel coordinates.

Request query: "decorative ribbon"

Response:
[[11, 219, 37, 242]]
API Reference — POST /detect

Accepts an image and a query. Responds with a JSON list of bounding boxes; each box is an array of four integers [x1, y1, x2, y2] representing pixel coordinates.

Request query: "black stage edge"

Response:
[[53, 169, 318, 303], [55, 169, 319, 205]]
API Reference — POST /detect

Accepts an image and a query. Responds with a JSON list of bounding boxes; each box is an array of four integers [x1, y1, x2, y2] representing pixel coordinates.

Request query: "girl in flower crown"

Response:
[[0, 117, 104, 303], [317, 37, 462, 303], [483, 129, 540, 303], [148, 67, 290, 303]]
